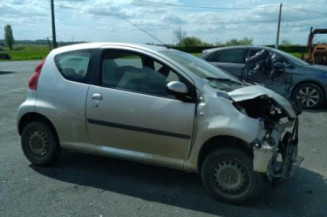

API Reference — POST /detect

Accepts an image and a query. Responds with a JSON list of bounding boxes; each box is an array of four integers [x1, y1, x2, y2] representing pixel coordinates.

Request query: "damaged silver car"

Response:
[[17, 43, 302, 204]]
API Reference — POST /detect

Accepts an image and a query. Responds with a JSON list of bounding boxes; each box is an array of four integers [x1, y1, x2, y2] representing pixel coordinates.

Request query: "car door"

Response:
[[246, 50, 293, 97], [207, 48, 247, 78], [85, 49, 196, 160]]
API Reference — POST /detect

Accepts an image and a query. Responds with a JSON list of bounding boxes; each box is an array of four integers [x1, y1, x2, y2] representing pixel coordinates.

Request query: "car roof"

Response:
[[203, 45, 275, 54], [51, 42, 169, 55]]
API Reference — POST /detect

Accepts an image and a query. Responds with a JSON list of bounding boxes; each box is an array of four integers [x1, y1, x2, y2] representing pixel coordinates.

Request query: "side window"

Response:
[[207, 51, 220, 62], [214, 49, 246, 63], [54, 50, 92, 83], [114, 54, 143, 68], [154, 61, 180, 82], [101, 50, 183, 98], [271, 52, 287, 64]]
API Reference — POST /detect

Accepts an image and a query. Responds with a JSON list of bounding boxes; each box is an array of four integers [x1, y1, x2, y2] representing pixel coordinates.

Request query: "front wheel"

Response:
[[201, 148, 262, 204], [21, 122, 61, 165]]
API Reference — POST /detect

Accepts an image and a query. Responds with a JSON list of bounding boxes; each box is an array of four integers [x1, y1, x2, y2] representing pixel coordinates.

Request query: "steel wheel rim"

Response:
[[296, 86, 320, 108], [28, 130, 49, 157], [212, 159, 250, 198]]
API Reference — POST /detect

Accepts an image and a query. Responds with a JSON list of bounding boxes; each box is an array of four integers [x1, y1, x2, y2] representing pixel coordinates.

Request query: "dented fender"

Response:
[[184, 86, 267, 171]]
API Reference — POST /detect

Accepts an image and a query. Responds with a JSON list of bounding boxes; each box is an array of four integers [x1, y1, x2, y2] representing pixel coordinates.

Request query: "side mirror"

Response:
[[167, 81, 188, 95]]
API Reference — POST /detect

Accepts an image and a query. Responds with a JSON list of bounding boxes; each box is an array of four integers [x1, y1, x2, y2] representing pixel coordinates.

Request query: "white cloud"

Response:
[[0, 0, 326, 45]]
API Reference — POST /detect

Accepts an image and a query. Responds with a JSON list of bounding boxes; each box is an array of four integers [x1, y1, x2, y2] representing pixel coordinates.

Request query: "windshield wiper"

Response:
[[205, 77, 242, 85]]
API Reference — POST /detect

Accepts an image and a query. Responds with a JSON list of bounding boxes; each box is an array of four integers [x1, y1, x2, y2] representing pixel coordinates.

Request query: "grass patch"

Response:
[[191, 53, 200, 57], [289, 52, 305, 59], [0, 45, 50, 60]]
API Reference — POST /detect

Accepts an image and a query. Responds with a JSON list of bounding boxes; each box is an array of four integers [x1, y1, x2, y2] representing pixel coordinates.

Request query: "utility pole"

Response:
[[50, 0, 58, 48], [275, 3, 282, 49]]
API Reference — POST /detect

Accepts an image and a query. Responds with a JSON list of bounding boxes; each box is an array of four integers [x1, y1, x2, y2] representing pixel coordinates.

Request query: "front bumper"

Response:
[[252, 118, 303, 182]]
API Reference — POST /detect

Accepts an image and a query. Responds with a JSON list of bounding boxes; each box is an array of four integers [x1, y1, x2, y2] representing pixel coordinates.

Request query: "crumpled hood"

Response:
[[228, 85, 297, 119]]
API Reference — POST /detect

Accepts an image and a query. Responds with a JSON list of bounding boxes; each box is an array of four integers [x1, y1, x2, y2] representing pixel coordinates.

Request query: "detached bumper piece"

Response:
[[267, 118, 303, 184]]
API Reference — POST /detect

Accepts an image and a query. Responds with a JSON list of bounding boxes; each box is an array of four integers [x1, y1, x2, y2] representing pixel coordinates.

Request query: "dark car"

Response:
[[200, 46, 327, 108]]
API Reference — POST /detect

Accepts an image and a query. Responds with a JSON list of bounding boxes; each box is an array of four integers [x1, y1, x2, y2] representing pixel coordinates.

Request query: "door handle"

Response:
[[91, 93, 102, 101]]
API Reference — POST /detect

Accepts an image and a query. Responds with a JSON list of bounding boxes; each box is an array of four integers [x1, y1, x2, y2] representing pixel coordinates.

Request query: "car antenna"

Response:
[[114, 13, 170, 49], [55, 3, 169, 48]]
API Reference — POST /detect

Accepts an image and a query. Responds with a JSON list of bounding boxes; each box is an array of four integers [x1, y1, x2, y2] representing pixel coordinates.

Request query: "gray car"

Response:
[[17, 43, 301, 204], [200, 46, 327, 108]]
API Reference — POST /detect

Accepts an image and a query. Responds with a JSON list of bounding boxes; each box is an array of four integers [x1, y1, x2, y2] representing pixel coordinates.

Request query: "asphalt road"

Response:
[[1, 61, 327, 217]]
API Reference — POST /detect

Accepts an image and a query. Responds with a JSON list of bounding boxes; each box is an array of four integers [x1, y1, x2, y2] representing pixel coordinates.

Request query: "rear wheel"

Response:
[[201, 147, 262, 204], [21, 122, 61, 165], [292, 83, 324, 109]]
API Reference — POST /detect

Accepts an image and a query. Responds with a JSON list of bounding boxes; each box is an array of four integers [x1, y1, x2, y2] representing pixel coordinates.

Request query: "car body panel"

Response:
[[86, 85, 196, 160], [17, 91, 37, 129], [34, 53, 91, 145]]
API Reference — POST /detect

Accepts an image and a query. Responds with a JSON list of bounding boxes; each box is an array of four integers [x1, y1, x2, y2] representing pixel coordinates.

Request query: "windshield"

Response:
[[159, 49, 240, 81], [272, 48, 309, 67]]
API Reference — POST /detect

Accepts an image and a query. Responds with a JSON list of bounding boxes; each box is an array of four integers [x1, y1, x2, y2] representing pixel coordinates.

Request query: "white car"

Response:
[[18, 43, 301, 204]]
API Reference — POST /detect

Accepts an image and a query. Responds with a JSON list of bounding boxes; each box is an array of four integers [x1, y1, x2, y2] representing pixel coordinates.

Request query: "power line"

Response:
[[135, 1, 327, 18], [212, 19, 278, 25], [284, 6, 327, 16], [133, 0, 278, 10], [283, 17, 327, 22], [55, 3, 327, 26], [55, 4, 283, 25]]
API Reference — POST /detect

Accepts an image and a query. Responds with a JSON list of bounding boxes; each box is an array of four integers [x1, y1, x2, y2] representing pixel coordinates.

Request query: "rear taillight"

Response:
[[28, 59, 45, 90]]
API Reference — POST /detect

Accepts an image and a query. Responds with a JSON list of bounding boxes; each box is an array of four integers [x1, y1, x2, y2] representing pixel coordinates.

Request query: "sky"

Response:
[[0, 0, 327, 45]]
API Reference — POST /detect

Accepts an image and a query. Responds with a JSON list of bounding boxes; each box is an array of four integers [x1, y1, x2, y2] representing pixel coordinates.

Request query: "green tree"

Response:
[[4, 24, 14, 50], [180, 36, 204, 47], [225, 37, 253, 46]]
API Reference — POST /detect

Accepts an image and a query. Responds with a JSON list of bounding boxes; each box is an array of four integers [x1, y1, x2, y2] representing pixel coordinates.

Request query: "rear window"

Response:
[[54, 50, 93, 83]]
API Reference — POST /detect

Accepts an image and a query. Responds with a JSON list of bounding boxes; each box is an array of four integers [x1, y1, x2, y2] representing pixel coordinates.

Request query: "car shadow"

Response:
[[30, 152, 327, 217], [303, 102, 327, 113]]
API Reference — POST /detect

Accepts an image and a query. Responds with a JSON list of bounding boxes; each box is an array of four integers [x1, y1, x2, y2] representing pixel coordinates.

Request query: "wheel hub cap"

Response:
[[213, 160, 246, 193], [296, 86, 320, 108], [29, 131, 49, 157]]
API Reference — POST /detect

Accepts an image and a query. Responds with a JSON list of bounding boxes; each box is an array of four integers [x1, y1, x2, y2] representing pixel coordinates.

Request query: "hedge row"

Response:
[[0, 53, 11, 60], [265, 45, 307, 53], [169, 46, 216, 53]]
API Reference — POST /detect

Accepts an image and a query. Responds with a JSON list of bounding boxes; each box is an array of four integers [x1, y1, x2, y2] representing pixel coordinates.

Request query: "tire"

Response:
[[292, 83, 324, 109], [21, 122, 61, 165], [201, 147, 262, 204]]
